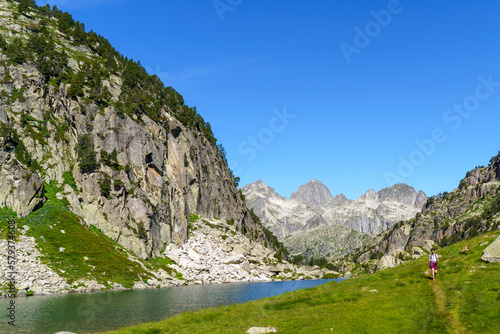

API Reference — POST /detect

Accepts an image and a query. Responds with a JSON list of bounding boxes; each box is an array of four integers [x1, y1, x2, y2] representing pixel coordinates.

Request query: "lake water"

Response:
[[0, 279, 340, 334]]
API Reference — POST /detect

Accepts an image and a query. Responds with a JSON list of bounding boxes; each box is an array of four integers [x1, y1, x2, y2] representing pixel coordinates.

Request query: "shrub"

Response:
[[67, 71, 85, 98], [5, 37, 26, 64], [100, 148, 119, 170], [137, 222, 147, 241], [77, 134, 97, 173], [99, 174, 111, 198], [18, 0, 33, 15]]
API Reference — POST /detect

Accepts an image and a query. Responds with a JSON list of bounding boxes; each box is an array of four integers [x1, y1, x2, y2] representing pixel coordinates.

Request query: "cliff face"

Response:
[[242, 180, 426, 258], [0, 0, 269, 260], [348, 152, 500, 272]]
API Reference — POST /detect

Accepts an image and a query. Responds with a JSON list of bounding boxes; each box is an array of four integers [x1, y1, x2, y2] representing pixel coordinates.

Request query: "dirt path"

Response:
[[426, 266, 468, 333]]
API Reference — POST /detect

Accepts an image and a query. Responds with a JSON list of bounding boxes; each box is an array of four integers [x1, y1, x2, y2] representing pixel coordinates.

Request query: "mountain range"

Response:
[[242, 180, 427, 258]]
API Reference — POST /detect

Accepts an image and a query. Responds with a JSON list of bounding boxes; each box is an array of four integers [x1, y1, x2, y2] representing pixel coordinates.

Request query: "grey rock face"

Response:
[[378, 183, 425, 206], [290, 179, 334, 208], [0, 141, 44, 217]]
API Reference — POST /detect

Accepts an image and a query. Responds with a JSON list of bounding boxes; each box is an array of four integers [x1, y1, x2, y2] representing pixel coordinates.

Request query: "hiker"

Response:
[[429, 248, 438, 280]]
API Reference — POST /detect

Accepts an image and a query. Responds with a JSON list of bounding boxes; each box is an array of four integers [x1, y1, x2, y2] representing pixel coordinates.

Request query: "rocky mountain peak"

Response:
[[415, 190, 428, 207], [244, 180, 282, 200], [332, 193, 349, 205], [290, 179, 334, 207], [243, 179, 427, 259], [377, 183, 424, 206], [360, 189, 378, 201]]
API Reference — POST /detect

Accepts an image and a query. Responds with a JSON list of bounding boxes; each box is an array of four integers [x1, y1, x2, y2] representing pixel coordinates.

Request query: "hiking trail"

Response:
[[426, 260, 468, 334]]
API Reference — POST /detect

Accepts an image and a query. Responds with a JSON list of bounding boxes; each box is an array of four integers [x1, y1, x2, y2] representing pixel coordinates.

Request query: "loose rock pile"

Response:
[[164, 218, 336, 284]]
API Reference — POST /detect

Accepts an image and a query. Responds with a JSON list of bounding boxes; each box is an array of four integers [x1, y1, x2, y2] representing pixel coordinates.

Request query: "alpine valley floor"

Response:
[[98, 230, 500, 334]]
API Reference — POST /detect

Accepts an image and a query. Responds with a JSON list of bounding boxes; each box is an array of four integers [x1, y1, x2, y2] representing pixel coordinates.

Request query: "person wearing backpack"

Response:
[[429, 249, 438, 280]]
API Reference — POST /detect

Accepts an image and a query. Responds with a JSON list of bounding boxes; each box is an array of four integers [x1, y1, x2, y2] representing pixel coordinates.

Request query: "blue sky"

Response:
[[39, 0, 500, 199]]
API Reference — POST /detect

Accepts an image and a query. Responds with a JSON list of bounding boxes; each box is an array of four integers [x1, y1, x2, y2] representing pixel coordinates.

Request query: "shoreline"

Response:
[[2, 276, 343, 299], [1, 218, 342, 299]]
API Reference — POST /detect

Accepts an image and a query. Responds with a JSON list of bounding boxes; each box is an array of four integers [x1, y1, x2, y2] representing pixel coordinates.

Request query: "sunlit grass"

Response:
[[100, 231, 500, 334]]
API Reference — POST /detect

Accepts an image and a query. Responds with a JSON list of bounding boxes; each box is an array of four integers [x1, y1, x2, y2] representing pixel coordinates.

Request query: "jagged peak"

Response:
[[290, 179, 333, 207], [242, 180, 282, 200], [377, 183, 425, 205], [360, 189, 378, 200]]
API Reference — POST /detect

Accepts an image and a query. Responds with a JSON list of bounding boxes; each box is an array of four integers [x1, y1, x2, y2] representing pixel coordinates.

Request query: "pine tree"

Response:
[[18, 0, 32, 15]]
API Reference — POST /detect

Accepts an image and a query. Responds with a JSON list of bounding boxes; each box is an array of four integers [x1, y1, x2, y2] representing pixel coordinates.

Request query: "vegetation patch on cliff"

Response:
[[23, 181, 152, 288]]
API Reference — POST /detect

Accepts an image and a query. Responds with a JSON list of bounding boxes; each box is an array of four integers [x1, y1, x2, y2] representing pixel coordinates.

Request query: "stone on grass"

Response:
[[411, 246, 424, 258], [481, 236, 500, 263], [246, 327, 277, 334]]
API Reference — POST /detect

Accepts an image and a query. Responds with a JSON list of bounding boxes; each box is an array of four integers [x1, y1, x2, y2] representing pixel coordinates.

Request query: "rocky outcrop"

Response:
[[0, 155, 44, 218], [345, 152, 500, 272], [0, 132, 44, 217], [246, 327, 277, 334], [242, 180, 426, 258]]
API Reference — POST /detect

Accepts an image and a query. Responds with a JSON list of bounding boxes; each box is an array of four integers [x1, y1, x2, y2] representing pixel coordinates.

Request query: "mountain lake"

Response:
[[0, 279, 340, 334]]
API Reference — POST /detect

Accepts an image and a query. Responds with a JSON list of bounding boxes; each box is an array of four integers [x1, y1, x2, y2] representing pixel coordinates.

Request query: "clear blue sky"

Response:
[[39, 0, 500, 199]]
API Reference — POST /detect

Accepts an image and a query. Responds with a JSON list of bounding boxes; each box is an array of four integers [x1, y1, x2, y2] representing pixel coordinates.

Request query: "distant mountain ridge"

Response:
[[242, 180, 427, 258]]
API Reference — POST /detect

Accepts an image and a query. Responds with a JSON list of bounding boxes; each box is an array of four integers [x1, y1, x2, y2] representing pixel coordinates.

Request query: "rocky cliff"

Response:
[[0, 0, 292, 294], [345, 152, 500, 273], [242, 179, 426, 258]]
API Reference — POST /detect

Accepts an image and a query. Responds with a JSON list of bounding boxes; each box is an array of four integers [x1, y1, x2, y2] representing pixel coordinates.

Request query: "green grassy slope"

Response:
[[0, 181, 161, 289], [99, 230, 500, 334]]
